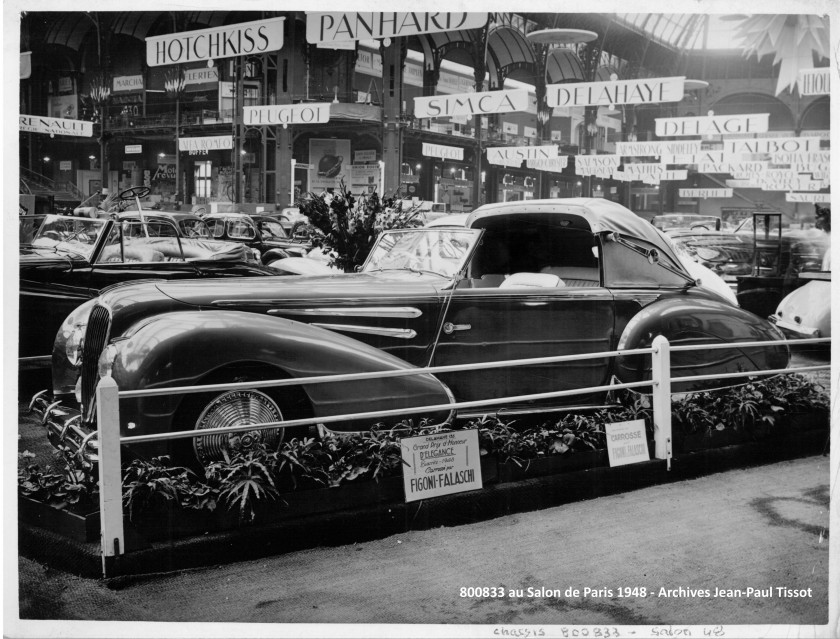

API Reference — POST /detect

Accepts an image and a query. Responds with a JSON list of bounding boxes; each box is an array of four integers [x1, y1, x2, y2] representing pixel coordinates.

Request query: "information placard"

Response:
[[605, 420, 650, 467], [400, 430, 483, 502]]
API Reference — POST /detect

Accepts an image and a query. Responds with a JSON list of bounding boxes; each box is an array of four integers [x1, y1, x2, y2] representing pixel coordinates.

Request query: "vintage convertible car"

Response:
[[203, 212, 310, 264], [32, 198, 789, 467], [19, 187, 277, 372]]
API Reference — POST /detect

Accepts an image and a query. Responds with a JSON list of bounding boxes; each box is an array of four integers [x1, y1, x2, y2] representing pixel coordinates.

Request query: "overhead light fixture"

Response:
[[43, 156, 51, 162]]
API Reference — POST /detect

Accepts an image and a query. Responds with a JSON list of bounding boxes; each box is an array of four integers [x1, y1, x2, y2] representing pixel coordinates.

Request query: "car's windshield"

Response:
[[256, 219, 289, 240], [180, 218, 211, 238], [30, 214, 106, 259], [363, 228, 482, 277]]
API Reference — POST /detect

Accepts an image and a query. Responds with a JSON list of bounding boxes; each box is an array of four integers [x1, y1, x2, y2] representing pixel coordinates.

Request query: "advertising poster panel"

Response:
[[309, 139, 351, 191]]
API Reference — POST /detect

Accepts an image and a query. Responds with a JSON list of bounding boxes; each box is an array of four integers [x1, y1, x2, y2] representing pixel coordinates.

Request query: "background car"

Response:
[[33, 198, 789, 469], [770, 272, 831, 339], [19, 187, 277, 374], [651, 213, 722, 233], [118, 211, 214, 240], [203, 212, 310, 264]]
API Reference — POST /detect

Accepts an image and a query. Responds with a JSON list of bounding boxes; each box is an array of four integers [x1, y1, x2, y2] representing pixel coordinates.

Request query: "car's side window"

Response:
[[206, 219, 225, 239], [602, 238, 686, 288], [228, 220, 256, 240]]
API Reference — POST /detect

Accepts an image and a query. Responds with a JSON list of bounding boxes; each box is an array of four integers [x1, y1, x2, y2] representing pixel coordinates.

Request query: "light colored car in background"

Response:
[[771, 272, 831, 338]]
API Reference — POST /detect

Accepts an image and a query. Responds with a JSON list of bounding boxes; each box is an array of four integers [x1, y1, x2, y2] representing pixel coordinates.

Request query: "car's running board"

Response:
[[455, 403, 621, 421]]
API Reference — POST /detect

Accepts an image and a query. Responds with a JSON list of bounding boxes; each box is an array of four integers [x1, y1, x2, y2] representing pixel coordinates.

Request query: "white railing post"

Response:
[[651, 335, 672, 470], [96, 376, 124, 578]]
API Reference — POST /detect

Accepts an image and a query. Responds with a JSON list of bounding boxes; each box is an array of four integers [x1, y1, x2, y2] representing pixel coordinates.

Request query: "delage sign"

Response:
[[414, 89, 528, 119], [244, 104, 331, 125], [306, 12, 488, 44], [400, 429, 482, 503], [146, 17, 285, 66], [547, 77, 685, 108], [655, 113, 769, 137], [19, 115, 92, 137]]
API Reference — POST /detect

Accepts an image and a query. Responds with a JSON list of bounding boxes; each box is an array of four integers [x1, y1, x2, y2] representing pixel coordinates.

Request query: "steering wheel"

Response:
[[691, 224, 711, 231], [118, 186, 151, 201]]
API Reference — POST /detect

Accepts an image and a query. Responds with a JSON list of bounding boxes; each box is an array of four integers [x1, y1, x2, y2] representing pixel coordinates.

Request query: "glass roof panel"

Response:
[[612, 13, 752, 50]]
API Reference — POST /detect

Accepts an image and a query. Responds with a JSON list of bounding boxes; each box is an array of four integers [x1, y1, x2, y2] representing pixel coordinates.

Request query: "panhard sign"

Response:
[[547, 76, 685, 108], [179, 135, 233, 152], [414, 89, 529, 119], [422, 142, 464, 161], [654, 113, 769, 137], [146, 17, 285, 66], [244, 103, 331, 125], [306, 12, 488, 44], [605, 420, 650, 467], [19, 115, 92, 137], [400, 429, 483, 502]]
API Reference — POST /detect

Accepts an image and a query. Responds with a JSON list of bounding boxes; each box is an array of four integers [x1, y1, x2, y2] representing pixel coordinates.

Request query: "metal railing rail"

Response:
[[94, 335, 829, 576]]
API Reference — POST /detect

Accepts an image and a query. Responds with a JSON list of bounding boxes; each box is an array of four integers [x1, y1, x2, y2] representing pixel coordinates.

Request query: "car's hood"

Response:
[[154, 270, 450, 306]]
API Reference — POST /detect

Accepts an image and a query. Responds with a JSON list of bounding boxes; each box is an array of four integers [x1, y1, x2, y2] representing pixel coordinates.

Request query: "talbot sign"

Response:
[[244, 104, 331, 125], [655, 113, 769, 137], [19, 115, 92, 137], [414, 89, 528, 119], [146, 17, 285, 66], [307, 12, 488, 44], [179, 135, 233, 152], [422, 142, 463, 161], [547, 76, 685, 108]]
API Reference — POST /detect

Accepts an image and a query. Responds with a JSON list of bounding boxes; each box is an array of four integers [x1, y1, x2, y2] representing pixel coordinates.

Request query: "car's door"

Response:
[[431, 281, 615, 407]]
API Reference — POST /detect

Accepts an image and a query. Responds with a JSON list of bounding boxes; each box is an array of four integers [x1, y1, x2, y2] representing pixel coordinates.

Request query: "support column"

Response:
[[275, 27, 295, 206], [380, 40, 405, 195]]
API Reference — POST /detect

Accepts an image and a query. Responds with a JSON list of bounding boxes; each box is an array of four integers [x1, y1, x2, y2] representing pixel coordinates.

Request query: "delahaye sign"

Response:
[[414, 89, 528, 119], [244, 104, 331, 125], [306, 12, 488, 44], [146, 17, 285, 66], [547, 77, 685, 108], [19, 115, 92, 137]]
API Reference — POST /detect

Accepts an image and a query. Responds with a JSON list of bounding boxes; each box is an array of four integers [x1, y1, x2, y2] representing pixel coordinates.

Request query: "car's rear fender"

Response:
[[109, 310, 453, 437], [615, 297, 789, 392]]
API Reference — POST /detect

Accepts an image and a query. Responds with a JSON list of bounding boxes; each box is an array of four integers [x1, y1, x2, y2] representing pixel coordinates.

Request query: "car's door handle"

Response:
[[443, 322, 471, 334]]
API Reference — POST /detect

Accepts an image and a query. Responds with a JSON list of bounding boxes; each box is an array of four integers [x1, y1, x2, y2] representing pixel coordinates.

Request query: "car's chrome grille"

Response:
[[81, 305, 111, 421]]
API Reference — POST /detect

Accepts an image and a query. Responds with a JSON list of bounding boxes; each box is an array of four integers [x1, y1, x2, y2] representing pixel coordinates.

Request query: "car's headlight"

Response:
[[59, 298, 97, 367]]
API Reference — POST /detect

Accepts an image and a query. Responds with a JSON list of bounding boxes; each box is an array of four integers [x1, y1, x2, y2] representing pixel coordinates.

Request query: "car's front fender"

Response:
[[108, 310, 453, 437], [615, 297, 789, 391]]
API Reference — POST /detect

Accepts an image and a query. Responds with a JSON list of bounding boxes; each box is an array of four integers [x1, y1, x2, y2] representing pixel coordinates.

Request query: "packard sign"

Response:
[[414, 89, 528, 119], [146, 17, 285, 66], [547, 77, 685, 108], [307, 12, 487, 44], [244, 103, 331, 125], [19, 115, 92, 137]]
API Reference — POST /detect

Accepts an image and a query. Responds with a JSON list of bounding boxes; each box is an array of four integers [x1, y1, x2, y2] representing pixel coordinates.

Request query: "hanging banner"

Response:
[[655, 113, 769, 137], [660, 170, 688, 181], [184, 66, 220, 87], [527, 156, 569, 172], [414, 89, 529, 119], [786, 192, 830, 203], [179, 135, 233, 152], [798, 68, 830, 96], [125, 145, 143, 154], [547, 76, 685, 108], [487, 145, 559, 166], [244, 103, 331, 125], [19, 115, 92, 137], [679, 188, 733, 198], [575, 154, 621, 175], [146, 17, 286, 66], [310, 138, 351, 190], [306, 12, 488, 44], [771, 151, 831, 166], [422, 142, 464, 161], [724, 137, 821, 155], [759, 178, 823, 192], [615, 140, 701, 158], [354, 149, 377, 163], [113, 75, 144, 93]]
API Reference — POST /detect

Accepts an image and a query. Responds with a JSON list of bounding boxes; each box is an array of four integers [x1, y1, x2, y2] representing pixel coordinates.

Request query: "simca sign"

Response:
[[798, 68, 830, 96], [146, 17, 285, 66], [179, 135, 233, 152], [19, 115, 92, 137], [306, 12, 488, 44], [679, 188, 733, 199], [605, 420, 650, 467], [400, 429, 482, 502], [414, 89, 528, 119], [422, 142, 464, 161], [244, 103, 331, 125], [547, 76, 684, 108], [654, 113, 769, 137]]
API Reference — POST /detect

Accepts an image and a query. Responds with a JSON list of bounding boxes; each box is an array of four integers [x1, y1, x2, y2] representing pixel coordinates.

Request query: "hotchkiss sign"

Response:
[[146, 17, 285, 66], [414, 89, 528, 119], [20, 115, 92, 137], [306, 12, 488, 44]]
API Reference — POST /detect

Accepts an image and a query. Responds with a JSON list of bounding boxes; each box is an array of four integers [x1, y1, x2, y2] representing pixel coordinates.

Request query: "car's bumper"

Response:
[[29, 390, 99, 466], [769, 315, 821, 339]]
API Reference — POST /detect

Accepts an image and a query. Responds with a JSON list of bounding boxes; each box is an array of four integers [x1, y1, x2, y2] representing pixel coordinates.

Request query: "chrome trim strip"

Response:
[[311, 323, 417, 339], [19, 355, 52, 370], [268, 307, 423, 318]]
